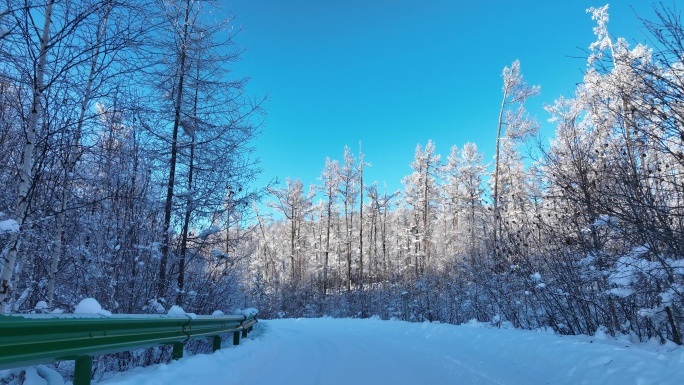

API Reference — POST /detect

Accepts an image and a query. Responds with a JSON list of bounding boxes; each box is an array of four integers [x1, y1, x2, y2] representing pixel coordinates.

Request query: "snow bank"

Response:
[[1, 365, 64, 385]]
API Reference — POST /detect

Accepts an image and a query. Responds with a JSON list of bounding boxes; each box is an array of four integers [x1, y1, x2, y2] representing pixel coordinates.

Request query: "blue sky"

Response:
[[228, 1, 657, 195]]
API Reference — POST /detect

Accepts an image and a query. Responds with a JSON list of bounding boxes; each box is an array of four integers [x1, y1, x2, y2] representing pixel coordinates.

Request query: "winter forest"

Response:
[[1, 0, 683, 361], [0, 0, 264, 318], [249, 3, 684, 346]]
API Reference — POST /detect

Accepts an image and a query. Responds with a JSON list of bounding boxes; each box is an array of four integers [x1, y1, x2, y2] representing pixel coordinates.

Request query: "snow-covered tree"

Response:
[[492, 60, 539, 261], [402, 141, 441, 276]]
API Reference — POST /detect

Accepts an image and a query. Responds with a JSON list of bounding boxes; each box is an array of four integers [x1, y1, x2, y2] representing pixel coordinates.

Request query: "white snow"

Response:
[[97, 318, 684, 385], [591, 214, 617, 228], [167, 305, 185, 316], [531, 271, 542, 282], [167, 305, 196, 319], [234, 308, 258, 317], [146, 298, 165, 313], [74, 298, 111, 316], [34, 301, 48, 311], [0, 219, 19, 233], [607, 287, 634, 297], [198, 226, 221, 240], [7, 365, 65, 385]]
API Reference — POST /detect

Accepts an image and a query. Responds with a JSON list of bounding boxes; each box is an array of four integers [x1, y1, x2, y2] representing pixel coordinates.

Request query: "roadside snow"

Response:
[[98, 318, 684, 385]]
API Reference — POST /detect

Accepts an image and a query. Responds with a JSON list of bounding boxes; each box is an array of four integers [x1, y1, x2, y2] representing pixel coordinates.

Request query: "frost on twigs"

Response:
[[587, 4, 612, 64]]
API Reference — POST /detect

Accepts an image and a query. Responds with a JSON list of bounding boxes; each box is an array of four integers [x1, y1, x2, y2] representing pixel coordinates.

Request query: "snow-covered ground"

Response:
[[97, 317, 683, 385]]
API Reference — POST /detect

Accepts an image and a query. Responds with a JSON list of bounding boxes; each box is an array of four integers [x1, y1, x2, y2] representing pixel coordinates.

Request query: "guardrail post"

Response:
[[172, 342, 184, 360], [241, 328, 248, 338], [73, 356, 93, 385], [233, 331, 240, 345], [401, 291, 409, 321], [212, 335, 221, 352]]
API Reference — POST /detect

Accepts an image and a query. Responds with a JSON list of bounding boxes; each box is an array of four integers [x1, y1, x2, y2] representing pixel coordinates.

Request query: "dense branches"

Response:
[[0, 0, 262, 318]]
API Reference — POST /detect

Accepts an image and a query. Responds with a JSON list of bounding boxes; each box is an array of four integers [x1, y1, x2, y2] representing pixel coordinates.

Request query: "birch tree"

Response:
[[0, 0, 54, 311]]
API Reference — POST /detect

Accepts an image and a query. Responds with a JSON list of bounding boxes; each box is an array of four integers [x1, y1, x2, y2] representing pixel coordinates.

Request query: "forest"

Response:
[[249, 4, 684, 346], [0, 0, 682, 364]]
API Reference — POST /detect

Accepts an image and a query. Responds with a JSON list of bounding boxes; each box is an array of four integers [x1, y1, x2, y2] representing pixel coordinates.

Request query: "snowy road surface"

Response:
[[101, 318, 683, 385]]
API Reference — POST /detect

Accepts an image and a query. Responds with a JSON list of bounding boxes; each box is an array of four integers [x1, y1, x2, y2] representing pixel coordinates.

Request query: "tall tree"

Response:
[[156, 0, 193, 301], [319, 158, 340, 295], [492, 60, 539, 261], [358, 142, 370, 288], [338, 147, 358, 291], [268, 178, 311, 284], [442, 143, 487, 258], [402, 141, 440, 276]]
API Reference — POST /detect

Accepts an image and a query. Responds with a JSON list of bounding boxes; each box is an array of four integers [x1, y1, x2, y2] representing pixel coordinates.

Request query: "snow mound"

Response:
[[167, 305, 197, 319], [74, 298, 112, 316]]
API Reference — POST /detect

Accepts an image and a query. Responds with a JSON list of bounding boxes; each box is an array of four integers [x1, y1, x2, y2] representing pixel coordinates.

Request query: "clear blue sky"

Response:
[[228, 0, 658, 195]]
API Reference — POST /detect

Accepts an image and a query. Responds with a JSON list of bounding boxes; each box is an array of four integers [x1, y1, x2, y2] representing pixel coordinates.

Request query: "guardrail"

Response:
[[0, 312, 257, 385]]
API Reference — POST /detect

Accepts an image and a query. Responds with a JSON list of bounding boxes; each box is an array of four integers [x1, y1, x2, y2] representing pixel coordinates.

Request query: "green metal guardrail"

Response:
[[0, 312, 257, 385]]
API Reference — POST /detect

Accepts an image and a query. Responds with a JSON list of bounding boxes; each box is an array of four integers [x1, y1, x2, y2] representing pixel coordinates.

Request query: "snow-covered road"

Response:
[[101, 318, 683, 385], [234, 319, 512, 384]]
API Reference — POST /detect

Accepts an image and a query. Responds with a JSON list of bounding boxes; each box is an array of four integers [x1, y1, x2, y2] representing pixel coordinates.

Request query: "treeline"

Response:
[[0, 0, 262, 317], [248, 4, 684, 344]]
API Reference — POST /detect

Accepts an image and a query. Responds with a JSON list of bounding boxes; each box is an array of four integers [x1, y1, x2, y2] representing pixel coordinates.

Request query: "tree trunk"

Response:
[[158, 0, 192, 300], [345, 198, 351, 292], [176, 138, 194, 305], [0, 0, 54, 312], [358, 143, 364, 289], [324, 192, 332, 295], [422, 156, 430, 272], [492, 83, 509, 262]]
